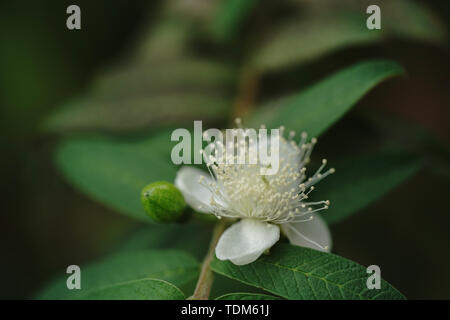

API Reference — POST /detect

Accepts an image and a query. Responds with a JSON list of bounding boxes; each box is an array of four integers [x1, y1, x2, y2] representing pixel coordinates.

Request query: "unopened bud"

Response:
[[141, 181, 186, 223]]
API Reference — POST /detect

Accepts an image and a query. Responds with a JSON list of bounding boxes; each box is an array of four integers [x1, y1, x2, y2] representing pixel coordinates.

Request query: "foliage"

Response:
[[38, 0, 447, 300]]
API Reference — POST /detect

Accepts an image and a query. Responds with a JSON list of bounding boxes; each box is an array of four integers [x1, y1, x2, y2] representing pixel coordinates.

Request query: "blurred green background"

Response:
[[0, 0, 449, 299]]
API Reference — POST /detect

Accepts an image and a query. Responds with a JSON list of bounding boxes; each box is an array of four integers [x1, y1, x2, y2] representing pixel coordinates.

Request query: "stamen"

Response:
[[195, 120, 333, 229]]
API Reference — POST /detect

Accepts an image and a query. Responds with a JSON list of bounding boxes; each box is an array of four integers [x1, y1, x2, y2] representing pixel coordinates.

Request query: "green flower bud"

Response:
[[141, 181, 186, 223]]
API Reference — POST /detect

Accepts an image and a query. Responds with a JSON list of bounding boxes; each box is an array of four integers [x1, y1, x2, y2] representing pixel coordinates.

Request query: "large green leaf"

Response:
[[216, 293, 282, 300], [248, 60, 404, 138], [55, 130, 177, 222], [318, 148, 422, 225], [115, 223, 263, 298], [45, 93, 230, 134], [38, 250, 198, 299], [91, 60, 235, 100], [251, 0, 445, 71], [76, 278, 185, 300], [44, 59, 234, 134], [379, 0, 446, 44], [251, 12, 381, 72], [116, 222, 213, 260], [211, 243, 405, 300], [210, 273, 265, 299]]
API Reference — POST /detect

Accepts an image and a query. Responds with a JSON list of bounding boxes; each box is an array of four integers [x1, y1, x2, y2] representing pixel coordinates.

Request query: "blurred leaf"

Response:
[[38, 250, 198, 299], [43, 6, 237, 134], [319, 148, 422, 225], [116, 222, 213, 260], [248, 60, 404, 137], [210, 0, 258, 43], [211, 243, 406, 300], [92, 59, 235, 100], [251, 13, 381, 72], [135, 19, 191, 62], [251, 0, 446, 71], [55, 130, 176, 222], [216, 293, 281, 300], [381, 0, 447, 44], [44, 59, 235, 134], [45, 93, 230, 134], [76, 278, 185, 300]]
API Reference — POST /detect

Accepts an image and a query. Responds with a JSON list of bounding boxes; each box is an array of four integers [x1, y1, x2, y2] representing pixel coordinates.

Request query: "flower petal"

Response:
[[174, 166, 213, 213], [281, 213, 332, 252], [215, 219, 280, 265]]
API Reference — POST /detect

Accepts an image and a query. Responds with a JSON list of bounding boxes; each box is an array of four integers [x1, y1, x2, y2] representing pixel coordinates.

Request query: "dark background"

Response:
[[0, 0, 449, 299]]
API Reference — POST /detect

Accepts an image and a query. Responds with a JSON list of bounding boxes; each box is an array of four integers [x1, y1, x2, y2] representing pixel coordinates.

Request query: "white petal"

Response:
[[281, 213, 332, 252], [174, 166, 213, 213], [215, 219, 280, 265]]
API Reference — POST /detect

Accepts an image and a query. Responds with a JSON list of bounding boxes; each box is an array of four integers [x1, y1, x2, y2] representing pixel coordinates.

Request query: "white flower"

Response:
[[175, 121, 335, 265]]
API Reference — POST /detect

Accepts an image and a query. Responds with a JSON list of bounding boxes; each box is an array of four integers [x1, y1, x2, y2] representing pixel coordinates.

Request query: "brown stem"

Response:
[[189, 219, 227, 300], [232, 68, 259, 119]]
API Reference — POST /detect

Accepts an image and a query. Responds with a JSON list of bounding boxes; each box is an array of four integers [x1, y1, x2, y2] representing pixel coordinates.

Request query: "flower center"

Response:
[[200, 122, 334, 224]]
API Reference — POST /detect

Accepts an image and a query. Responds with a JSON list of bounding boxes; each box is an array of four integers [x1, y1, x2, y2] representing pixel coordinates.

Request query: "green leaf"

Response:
[[43, 7, 236, 134], [216, 293, 282, 300], [116, 222, 213, 260], [248, 60, 404, 138], [210, 273, 265, 299], [135, 19, 190, 62], [251, 13, 381, 72], [38, 250, 199, 299], [76, 278, 185, 300], [92, 59, 235, 99], [44, 94, 230, 133], [114, 223, 262, 298], [210, 0, 258, 43], [318, 148, 422, 225], [381, 0, 446, 44], [44, 59, 234, 134], [55, 130, 177, 222], [211, 243, 406, 300], [250, 0, 445, 71]]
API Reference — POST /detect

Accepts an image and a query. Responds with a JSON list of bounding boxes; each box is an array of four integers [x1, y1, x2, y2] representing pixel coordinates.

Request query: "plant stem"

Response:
[[232, 68, 259, 119], [189, 67, 258, 300], [189, 219, 227, 300]]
